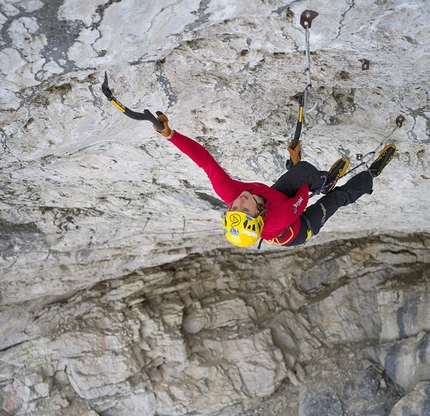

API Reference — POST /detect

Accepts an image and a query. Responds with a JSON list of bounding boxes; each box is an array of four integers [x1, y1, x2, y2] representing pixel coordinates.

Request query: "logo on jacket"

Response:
[[293, 197, 304, 214], [319, 203, 327, 225]]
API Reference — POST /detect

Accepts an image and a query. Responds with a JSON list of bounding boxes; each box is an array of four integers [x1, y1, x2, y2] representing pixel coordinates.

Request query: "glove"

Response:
[[288, 140, 301, 164], [154, 114, 172, 138]]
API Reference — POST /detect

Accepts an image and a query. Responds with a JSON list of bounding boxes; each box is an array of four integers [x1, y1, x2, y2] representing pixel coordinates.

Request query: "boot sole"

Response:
[[323, 157, 350, 193], [369, 144, 397, 177]]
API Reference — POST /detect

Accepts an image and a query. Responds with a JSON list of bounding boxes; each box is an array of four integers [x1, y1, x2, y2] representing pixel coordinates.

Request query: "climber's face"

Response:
[[231, 191, 259, 217]]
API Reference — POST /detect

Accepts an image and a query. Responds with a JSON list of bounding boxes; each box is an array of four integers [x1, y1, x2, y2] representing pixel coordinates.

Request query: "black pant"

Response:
[[271, 161, 373, 246]]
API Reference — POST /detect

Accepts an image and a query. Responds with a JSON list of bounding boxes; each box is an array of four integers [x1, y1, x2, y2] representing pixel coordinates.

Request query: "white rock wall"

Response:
[[1, 0, 430, 415]]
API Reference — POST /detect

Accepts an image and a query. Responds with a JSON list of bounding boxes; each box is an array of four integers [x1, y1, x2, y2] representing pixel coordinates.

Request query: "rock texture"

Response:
[[1, 0, 430, 415], [1, 234, 429, 415]]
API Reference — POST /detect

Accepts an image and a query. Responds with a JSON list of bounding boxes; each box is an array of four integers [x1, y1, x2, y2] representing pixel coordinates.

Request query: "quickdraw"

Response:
[[285, 11, 319, 170], [300, 10, 319, 114], [101, 71, 164, 130], [356, 115, 405, 164], [309, 115, 405, 197]]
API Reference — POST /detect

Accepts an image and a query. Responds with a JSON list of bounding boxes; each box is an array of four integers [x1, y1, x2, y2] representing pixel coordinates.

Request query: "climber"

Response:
[[154, 114, 396, 248]]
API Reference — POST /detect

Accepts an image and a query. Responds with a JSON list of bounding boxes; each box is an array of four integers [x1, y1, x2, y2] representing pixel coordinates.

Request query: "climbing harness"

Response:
[[257, 211, 312, 249], [301, 211, 313, 241], [300, 10, 319, 114], [101, 71, 164, 130], [309, 115, 405, 197]]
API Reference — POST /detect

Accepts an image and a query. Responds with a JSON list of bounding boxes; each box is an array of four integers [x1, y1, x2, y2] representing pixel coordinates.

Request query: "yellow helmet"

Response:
[[222, 211, 265, 247]]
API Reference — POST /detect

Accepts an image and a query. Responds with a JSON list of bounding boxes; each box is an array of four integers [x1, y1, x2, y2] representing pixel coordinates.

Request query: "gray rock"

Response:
[[389, 381, 430, 416], [1, 0, 430, 415]]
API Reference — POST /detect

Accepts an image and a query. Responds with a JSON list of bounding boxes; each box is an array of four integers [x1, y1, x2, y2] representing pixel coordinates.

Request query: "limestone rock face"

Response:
[[389, 381, 430, 416], [1, 0, 430, 415], [1, 235, 428, 415]]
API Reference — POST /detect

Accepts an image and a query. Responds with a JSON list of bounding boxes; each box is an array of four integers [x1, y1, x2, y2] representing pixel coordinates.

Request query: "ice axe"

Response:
[[285, 95, 304, 170], [101, 71, 164, 130]]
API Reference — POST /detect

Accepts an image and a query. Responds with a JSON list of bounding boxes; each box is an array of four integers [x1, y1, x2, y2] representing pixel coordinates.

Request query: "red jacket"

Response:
[[169, 131, 308, 244]]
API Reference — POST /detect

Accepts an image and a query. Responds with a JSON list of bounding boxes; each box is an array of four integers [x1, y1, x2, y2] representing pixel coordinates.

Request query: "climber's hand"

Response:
[[154, 113, 173, 138], [288, 140, 302, 165]]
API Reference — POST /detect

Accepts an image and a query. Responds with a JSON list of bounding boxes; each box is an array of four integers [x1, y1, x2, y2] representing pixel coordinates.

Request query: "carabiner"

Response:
[[304, 86, 319, 114]]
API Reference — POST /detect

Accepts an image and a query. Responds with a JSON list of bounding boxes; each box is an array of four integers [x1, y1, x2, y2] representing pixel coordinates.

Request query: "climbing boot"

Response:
[[322, 157, 350, 193], [368, 143, 397, 177]]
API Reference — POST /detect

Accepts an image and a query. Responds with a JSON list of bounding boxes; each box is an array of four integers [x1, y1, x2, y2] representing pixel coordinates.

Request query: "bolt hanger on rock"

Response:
[[360, 59, 370, 70], [101, 71, 164, 130], [300, 10, 319, 114], [357, 115, 405, 164]]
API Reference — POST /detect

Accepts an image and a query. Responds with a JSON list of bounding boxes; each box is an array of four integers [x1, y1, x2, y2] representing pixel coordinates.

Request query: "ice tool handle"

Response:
[[291, 95, 304, 150], [285, 95, 304, 170], [101, 72, 164, 131]]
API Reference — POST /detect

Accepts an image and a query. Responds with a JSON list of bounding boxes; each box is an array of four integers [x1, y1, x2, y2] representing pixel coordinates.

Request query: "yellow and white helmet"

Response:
[[222, 211, 265, 247]]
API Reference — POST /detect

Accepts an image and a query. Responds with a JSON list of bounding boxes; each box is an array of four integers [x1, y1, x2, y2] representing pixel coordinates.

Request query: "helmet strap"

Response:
[[252, 195, 266, 217]]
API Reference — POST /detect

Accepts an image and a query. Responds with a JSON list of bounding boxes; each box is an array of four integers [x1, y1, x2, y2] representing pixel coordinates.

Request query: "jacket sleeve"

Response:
[[168, 131, 246, 204], [287, 183, 309, 220], [274, 184, 309, 229]]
